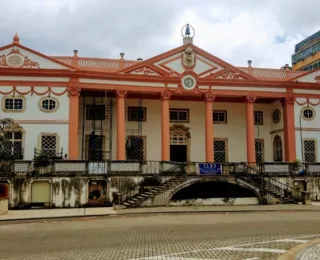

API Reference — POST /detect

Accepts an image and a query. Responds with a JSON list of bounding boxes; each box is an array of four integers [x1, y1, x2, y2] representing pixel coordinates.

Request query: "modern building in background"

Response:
[[292, 30, 320, 71]]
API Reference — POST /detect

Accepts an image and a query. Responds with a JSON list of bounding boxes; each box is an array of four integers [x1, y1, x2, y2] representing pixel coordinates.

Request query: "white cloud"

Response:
[[0, 0, 319, 68]]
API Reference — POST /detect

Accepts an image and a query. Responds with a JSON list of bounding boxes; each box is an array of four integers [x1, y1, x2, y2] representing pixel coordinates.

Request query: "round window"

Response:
[[40, 98, 58, 112], [301, 107, 315, 120], [272, 109, 281, 124]]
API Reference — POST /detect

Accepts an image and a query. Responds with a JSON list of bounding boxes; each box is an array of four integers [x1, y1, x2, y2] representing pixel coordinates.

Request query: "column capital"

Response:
[[246, 96, 257, 103], [281, 96, 295, 106], [161, 90, 172, 100], [204, 93, 216, 102], [116, 89, 127, 98], [67, 86, 81, 97]]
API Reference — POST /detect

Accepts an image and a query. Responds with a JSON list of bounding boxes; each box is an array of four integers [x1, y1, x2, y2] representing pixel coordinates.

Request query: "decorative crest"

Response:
[[182, 46, 196, 68]]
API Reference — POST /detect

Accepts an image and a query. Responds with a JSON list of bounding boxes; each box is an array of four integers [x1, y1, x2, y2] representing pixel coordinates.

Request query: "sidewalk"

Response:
[[115, 204, 320, 215], [278, 239, 320, 260], [0, 207, 117, 221], [0, 204, 320, 222]]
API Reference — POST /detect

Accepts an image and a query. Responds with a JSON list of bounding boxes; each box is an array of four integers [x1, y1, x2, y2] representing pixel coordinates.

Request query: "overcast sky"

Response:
[[0, 0, 319, 68]]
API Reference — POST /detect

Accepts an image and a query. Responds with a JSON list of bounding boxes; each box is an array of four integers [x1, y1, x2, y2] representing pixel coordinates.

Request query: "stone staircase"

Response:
[[122, 176, 187, 208], [236, 163, 301, 204]]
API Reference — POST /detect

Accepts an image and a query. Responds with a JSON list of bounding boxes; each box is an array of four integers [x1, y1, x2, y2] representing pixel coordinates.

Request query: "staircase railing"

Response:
[[236, 162, 301, 202], [160, 161, 186, 175], [113, 182, 140, 206]]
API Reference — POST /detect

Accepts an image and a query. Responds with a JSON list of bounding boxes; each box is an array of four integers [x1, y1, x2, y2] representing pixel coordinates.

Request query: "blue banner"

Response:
[[198, 163, 222, 175]]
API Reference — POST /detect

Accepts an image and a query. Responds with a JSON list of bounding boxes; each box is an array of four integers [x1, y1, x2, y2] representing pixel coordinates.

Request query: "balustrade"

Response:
[[0, 160, 317, 177]]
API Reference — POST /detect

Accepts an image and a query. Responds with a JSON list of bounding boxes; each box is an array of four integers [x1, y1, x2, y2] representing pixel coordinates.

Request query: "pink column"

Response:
[[282, 97, 296, 161], [116, 90, 127, 160], [246, 96, 256, 163], [161, 90, 171, 161], [205, 93, 215, 162]]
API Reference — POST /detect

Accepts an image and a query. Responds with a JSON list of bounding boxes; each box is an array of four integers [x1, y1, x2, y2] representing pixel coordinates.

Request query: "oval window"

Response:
[[272, 109, 281, 124], [301, 107, 315, 120], [40, 98, 59, 112]]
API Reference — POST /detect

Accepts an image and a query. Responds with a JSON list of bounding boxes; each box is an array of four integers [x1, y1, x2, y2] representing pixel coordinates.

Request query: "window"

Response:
[[40, 134, 58, 158], [128, 107, 146, 121], [214, 139, 227, 163], [213, 110, 227, 124], [4, 131, 23, 159], [255, 139, 264, 163], [126, 136, 145, 162], [86, 105, 105, 120], [86, 133, 104, 161], [254, 111, 263, 125], [40, 97, 59, 112], [303, 139, 316, 163], [273, 135, 283, 162], [170, 109, 189, 123], [272, 109, 281, 124], [3, 97, 24, 112], [301, 107, 315, 120]]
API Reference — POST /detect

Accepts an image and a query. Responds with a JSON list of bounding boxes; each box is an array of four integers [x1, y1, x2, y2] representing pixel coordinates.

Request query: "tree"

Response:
[[0, 118, 21, 160]]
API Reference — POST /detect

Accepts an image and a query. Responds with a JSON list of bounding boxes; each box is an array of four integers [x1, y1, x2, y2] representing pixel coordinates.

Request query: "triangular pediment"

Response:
[[0, 43, 76, 70], [121, 63, 169, 76], [289, 69, 320, 83], [121, 44, 257, 81]]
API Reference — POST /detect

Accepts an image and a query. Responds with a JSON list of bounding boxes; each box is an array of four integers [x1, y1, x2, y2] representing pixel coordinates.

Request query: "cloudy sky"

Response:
[[0, 0, 319, 68]]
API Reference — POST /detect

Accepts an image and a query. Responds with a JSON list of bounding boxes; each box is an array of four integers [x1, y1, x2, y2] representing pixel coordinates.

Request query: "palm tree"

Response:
[[0, 118, 20, 160]]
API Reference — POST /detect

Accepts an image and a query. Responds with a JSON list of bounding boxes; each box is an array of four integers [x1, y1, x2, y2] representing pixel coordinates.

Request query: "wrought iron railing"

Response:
[[5, 160, 320, 176]]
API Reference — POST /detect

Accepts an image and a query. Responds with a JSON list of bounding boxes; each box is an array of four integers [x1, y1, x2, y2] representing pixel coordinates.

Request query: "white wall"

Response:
[[0, 86, 69, 160], [295, 98, 320, 162], [78, 97, 283, 162]]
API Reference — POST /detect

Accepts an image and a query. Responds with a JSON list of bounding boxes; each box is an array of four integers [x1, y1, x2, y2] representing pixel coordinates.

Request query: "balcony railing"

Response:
[[2, 160, 320, 176]]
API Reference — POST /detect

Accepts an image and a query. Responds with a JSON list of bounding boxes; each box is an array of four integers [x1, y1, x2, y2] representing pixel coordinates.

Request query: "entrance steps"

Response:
[[122, 176, 187, 208]]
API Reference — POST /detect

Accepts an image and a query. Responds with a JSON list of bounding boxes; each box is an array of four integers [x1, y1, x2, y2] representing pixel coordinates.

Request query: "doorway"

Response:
[[170, 145, 187, 162], [169, 124, 190, 162]]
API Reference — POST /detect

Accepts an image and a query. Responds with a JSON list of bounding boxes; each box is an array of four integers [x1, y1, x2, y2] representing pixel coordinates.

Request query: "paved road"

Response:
[[1, 212, 320, 260]]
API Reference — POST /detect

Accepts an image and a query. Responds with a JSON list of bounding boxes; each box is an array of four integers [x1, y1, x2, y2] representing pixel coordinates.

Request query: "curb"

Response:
[[1, 208, 320, 223], [278, 239, 320, 260]]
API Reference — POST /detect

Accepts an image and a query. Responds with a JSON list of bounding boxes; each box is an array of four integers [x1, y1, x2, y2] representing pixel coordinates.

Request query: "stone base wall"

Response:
[[0, 199, 8, 215]]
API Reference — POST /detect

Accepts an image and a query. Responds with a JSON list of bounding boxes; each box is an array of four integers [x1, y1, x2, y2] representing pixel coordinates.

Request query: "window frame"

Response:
[[272, 109, 281, 124], [213, 138, 228, 163], [254, 111, 263, 125], [212, 110, 227, 124], [303, 138, 317, 163], [2, 96, 25, 112], [301, 107, 315, 121], [127, 106, 147, 122], [39, 133, 59, 157], [255, 139, 265, 163], [273, 135, 283, 162], [169, 108, 189, 123], [3, 129, 24, 159], [85, 134, 105, 161], [126, 135, 146, 162], [86, 105, 106, 120], [39, 97, 60, 113]]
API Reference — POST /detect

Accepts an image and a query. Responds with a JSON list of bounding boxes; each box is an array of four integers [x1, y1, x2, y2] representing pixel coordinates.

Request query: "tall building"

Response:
[[292, 30, 320, 71]]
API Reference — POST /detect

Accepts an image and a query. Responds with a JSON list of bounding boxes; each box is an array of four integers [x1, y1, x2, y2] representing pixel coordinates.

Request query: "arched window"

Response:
[[273, 135, 283, 162]]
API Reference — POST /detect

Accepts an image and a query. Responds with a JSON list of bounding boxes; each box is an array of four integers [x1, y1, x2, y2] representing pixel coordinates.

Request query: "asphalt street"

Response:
[[0, 211, 320, 259]]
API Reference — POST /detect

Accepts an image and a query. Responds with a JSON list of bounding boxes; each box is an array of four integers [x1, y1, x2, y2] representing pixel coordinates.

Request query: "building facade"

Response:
[[1, 32, 320, 165], [292, 30, 320, 71]]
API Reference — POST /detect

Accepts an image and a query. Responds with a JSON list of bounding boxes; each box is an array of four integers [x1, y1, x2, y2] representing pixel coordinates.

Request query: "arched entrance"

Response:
[[170, 124, 190, 162], [168, 180, 260, 206]]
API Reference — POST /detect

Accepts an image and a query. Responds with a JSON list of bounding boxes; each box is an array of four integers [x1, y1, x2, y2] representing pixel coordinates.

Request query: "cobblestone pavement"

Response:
[[1, 211, 320, 260]]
